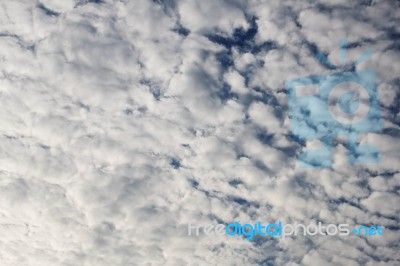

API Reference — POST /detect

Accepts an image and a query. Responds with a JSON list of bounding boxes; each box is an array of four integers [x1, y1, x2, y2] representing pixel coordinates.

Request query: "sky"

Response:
[[0, 0, 399, 265]]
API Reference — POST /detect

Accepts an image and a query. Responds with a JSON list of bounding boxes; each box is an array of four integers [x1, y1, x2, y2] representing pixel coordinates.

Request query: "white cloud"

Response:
[[0, 0, 398, 265]]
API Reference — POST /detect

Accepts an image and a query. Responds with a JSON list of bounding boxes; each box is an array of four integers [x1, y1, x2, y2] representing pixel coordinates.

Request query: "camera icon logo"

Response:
[[287, 40, 381, 168]]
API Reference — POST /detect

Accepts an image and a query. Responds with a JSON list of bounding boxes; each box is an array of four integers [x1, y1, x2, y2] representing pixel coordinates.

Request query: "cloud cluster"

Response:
[[0, 0, 398, 265]]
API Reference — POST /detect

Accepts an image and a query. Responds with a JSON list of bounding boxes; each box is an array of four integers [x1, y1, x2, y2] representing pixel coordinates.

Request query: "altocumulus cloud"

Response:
[[0, 0, 399, 265]]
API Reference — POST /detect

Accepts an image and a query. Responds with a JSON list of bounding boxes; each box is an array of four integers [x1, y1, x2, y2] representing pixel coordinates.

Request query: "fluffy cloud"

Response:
[[0, 0, 398, 265]]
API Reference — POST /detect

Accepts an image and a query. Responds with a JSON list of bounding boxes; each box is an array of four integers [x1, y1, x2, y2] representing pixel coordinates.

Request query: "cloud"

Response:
[[0, 0, 398, 265]]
